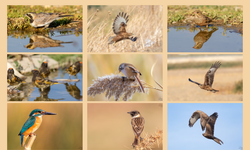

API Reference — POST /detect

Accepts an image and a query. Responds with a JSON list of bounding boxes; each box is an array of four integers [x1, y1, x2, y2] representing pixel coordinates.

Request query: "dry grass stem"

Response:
[[151, 61, 163, 89], [87, 5, 163, 52], [88, 74, 150, 101], [135, 130, 163, 150]]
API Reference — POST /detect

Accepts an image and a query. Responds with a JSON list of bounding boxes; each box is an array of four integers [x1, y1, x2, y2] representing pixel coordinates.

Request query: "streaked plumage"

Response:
[[189, 61, 221, 93], [189, 110, 223, 145], [26, 12, 73, 29], [108, 12, 137, 45], [18, 109, 56, 147], [128, 110, 145, 147], [39, 61, 50, 78], [192, 10, 215, 28]]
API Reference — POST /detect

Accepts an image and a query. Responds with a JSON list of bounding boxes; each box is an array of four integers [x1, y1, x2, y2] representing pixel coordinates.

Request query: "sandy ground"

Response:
[[167, 67, 242, 101]]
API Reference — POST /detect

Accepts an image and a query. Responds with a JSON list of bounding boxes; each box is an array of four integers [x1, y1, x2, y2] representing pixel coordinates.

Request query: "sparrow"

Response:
[[32, 69, 59, 91], [7, 68, 26, 86], [39, 61, 50, 78], [66, 61, 82, 79], [25, 12, 73, 29], [193, 28, 218, 49], [118, 63, 145, 93], [192, 10, 216, 28], [128, 110, 145, 147]]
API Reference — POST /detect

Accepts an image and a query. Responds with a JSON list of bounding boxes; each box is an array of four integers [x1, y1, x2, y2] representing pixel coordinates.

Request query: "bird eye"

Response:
[[197, 12, 199, 14], [38, 111, 42, 113]]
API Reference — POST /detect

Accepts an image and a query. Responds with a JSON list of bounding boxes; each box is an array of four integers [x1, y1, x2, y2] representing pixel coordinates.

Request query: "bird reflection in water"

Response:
[[25, 33, 73, 50], [193, 28, 218, 49], [64, 83, 82, 100], [34, 86, 64, 101]]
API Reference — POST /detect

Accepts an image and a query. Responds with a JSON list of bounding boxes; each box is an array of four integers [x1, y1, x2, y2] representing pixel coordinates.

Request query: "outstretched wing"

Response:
[[205, 112, 218, 136], [189, 110, 209, 131], [204, 61, 221, 87], [112, 12, 129, 34], [188, 78, 202, 86]]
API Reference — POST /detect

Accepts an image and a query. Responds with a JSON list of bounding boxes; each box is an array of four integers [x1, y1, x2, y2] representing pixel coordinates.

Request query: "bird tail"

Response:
[[132, 136, 139, 147], [211, 89, 219, 93], [58, 15, 74, 18], [134, 75, 145, 93], [108, 36, 115, 44], [188, 78, 201, 86], [213, 136, 223, 145]]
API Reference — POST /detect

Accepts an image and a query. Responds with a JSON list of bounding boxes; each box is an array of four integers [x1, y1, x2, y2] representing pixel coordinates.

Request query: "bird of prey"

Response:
[[188, 61, 221, 93], [192, 10, 217, 28], [25, 12, 73, 29], [189, 110, 223, 145], [108, 12, 137, 46]]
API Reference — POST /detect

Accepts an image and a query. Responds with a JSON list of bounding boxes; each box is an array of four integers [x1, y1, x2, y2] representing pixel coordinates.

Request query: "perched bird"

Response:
[[18, 109, 56, 147], [189, 61, 221, 93], [108, 12, 137, 46], [193, 28, 218, 49], [25, 12, 73, 29], [119, 63, 145, 93], [128, 110, 145, 147], [7, 68, 26, 86], [192, 10, 216, 28], [39, 61, 50, 78], [189, 110, 223, 145], [32, 69, 59, 91], [66, 61, 82, 79]]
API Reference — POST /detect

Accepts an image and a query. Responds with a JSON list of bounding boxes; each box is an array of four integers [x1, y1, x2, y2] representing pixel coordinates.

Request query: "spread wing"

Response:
[[204, 61, 221, 87], [131, 117, 145, 135], [112, 12, 129, 34], [18, 116, 36, 135], [189, 110, 209, 131], [205, 112, 218, 136], [188, 78, 201, 86]]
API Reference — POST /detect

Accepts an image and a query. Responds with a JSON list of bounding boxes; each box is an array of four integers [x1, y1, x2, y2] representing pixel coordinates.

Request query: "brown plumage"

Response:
[[192, 10, 216, 28], [7, 68, 25, 86], [108, 12, 137, 45], [193, 28, 218, 49], [189, 110, 223, 145], [66, 61, 82, 79], [39, 61, 50, 78], [189, 61, 221, 93]]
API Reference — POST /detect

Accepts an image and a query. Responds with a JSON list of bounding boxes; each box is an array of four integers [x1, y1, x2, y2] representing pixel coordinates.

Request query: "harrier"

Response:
[[26, 12, 73, 29], [189, 110, 223, 145], [108, 12, 137, 46], [188, 61, 221, 93]]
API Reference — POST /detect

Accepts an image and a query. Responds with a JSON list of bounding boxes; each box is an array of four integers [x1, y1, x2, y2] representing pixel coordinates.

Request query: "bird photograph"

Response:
[[167, 5, 243, 52], [167, 54, 242, 101], [7, 5, 83, 52], [8, 103, 82, 150], [87, 54, 163, 101], [87, 103, 163, 150], [168, 103, 242, 150], [7, 54, 82, 101], [87, 5, 163, 52]]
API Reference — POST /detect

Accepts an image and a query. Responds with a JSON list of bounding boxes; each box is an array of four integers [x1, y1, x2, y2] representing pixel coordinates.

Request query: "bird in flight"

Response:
[[189, 61, 221, 93], [26, 12, 73, 29], [189, 110, 223, 145], [108, 12, 137, 46]]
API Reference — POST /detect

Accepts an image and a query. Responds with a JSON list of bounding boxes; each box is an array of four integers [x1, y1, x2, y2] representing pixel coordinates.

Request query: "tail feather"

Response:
[[59, 15, 74, 18], [214, 136, 223, 145], [135, 75, 145, 93], [108, 36, 115, 44], [132, 136, 138, 147]]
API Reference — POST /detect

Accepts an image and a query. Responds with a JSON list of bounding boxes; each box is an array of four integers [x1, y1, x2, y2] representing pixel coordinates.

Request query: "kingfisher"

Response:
[[18, 109, 56, 147]]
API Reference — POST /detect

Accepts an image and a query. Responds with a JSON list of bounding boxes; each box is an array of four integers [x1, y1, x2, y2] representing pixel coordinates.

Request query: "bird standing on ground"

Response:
[[189, 110, 223, 145], [108, 12, 137, 46], [25, 12, 73, 29], [18, 109, 56, 147], [188, 61, 221, 93], [39, 61, 50, 78], [66, 61, 82, 79], [119, 63, 145, 93], [128, 110, 145, 147], [7, 68, 25, 86], [192, 10, 216, 28]]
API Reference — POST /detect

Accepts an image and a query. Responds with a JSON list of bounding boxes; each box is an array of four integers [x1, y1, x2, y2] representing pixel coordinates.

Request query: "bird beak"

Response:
[[127, 112, 131, 114], [43, 111, 56, 115]]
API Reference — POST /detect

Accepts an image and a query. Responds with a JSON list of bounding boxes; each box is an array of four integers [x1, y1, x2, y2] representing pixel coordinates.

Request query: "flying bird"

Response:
[[128, 110, 145, 147], [189, 110, 223, 145], [108, 12, 137, 46], [192, 10, 217, 28], [26, 12, 73, 29], [18, 109, 56, 147], [189, 61, 221, 93]]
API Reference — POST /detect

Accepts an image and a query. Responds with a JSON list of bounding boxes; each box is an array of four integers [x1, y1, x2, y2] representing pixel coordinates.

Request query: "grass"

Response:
[[168, 5, 243, 25], [168, 61, 242, 70], [233, 80, 243, 94], [7, 5, 82, 31], [87, 5, 163, 52]]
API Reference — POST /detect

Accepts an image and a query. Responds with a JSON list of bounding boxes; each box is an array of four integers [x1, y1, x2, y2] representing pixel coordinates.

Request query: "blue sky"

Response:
[[168, 103, 243, 150]]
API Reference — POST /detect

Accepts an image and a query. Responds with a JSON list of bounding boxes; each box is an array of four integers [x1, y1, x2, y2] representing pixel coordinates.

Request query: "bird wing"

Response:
[[128, 65, 141, 75], [189, 110, 209, 131], [19, 116, 36, 135], [188, 78, 202, 86], [205, 112, 218, 136], [35, 13, 58, 27], [131, 117, 145, 135], [204, 61, 221, 86], [112, 12, 129, 34]]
